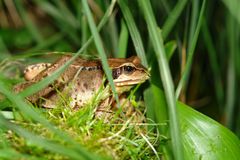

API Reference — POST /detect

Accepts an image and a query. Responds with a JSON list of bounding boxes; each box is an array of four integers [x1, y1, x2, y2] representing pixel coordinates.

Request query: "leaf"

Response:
[[179, 102, 240, 159], [145, 87, 240, 159]]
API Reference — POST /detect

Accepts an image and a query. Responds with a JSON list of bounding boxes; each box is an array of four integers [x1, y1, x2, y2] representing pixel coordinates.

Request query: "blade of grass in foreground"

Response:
[[138, 0, 183, 159], [0, 114, 96, 160], [82, 0, 120, 107], [175, 0, 206, 98], [19, 0, 117, 98], [0, 149, 40, 160], [0, 80, 98, 159]]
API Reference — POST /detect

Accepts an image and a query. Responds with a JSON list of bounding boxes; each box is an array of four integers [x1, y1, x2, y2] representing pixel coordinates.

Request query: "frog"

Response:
[[13, 55, 150, 120]]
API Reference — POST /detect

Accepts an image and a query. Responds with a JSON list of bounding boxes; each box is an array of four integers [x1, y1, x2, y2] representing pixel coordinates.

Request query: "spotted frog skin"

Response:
[[14, 55, 149, 115]]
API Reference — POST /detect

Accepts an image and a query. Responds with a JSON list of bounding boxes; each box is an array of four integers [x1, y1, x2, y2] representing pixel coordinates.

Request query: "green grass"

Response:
[[0, 87, 157, 159], [0, 0, 240, 159]]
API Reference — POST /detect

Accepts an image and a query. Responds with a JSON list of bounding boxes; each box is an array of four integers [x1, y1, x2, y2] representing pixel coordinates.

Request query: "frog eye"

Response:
[[123, 66, 135, 74]]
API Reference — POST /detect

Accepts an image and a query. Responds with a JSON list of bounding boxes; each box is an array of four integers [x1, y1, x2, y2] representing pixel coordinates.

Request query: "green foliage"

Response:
[[144, 88, 240, 160], [179, 102, 240, 160]]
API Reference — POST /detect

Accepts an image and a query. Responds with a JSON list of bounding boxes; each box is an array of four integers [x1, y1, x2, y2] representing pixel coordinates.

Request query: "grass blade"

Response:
[[0, 1, 118, 157], [0, 114, 97, 160], [138, 0, 183, 159], [14, 0, 43, 44], [34, 0, 80, 44], [225, 13, 237, 128], [201, 17, 224, 108], [82, 0, 120, 107], [0, 148, 41, 160], [18, 0, 117, 98], [162, 0, 188, 40], [222, 0, 240, 25], [165, 40, 177, 61], [118, 0, 148, 67], [0, 79, 97, 159], [54, 0, 79, 29], [0, 36, 10, 60], [117, 19, 129, 58], [187, 0, 199, 45]]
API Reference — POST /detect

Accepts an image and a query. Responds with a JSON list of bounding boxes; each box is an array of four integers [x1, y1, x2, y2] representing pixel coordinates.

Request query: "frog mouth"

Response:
[[114, 78, 148, 87]]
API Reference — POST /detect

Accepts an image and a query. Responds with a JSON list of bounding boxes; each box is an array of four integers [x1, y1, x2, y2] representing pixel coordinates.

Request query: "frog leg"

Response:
[[95, 97, 114, 122], [16, 56, 77, 103], [13, 63, 52, 97]]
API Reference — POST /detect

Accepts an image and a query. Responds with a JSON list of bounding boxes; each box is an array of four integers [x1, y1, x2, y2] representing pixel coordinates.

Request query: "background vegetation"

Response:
[[0, 0, 239, 159]]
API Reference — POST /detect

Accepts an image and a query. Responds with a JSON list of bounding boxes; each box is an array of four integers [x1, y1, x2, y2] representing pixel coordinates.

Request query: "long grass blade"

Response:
[[187, 0, 199, 46], [0, 79, 97, 159], [0, 1, 118, 158], [0, 148, 41, 160], [82, 0, 120, 107], [138, 0, 183, 159], [18, 0, 117, 98], [162, 0, 188, 40], [118, 0, 148, 67], [0, 114, 97, 160], [225, 13, 237, 129], [117, 19, 129, 58]]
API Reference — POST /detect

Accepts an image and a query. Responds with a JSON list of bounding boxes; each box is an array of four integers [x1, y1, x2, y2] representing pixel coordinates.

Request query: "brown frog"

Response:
[[14, 55, 149, 119]]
